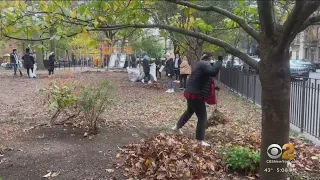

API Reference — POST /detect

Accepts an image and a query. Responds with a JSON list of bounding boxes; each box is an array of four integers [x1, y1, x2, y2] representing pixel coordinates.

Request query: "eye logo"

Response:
[[267, 144, 295, 160], [267, 144, 282, 159]]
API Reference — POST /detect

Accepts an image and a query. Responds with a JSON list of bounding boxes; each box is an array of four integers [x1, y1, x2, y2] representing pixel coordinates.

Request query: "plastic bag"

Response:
[[29, 63, 37, 78], [159, 65, 165, 72], [149, 63, 157, 82], [127, 67, 140, 82], [138, 72, 145, 81]]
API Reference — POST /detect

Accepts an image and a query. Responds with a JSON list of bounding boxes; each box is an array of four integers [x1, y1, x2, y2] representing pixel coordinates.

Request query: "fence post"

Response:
[[246, 73, 249, 99], [300, 80, 307, 133], [253, 75, 256, 104]]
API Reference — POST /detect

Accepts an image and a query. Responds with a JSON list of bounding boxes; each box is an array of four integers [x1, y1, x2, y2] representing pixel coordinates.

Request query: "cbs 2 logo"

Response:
[[267, 144, 295, 160]]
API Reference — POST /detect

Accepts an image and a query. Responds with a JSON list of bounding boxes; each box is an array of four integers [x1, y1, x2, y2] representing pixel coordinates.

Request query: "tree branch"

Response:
[[99, 24, 258, 70], [276, 1, 305, 53], [299, 14, 320, 33], [165, 0, 260, 42], [2, 32, 78, 41], [278, 1, 320, 52], [257, 0, 275, 37]]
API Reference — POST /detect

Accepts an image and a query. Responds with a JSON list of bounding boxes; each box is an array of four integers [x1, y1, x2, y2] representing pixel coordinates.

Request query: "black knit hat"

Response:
[[202, 51, 212, 58]]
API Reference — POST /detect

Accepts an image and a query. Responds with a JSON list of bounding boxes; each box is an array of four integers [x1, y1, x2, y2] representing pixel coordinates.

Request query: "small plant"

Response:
[[77, 80, 117, 134], [41, 80, 117, 135], [225, 146, 260, 174], [40, 81, 78, 124]]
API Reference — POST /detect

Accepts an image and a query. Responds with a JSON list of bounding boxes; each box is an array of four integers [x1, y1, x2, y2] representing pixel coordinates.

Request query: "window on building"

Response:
[[296, 51, 299, 59], [305, 48, 308, 59]]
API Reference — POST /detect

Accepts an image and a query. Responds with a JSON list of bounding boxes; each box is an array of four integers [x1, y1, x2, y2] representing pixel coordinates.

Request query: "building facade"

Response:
[[290, 26, 320, 63]]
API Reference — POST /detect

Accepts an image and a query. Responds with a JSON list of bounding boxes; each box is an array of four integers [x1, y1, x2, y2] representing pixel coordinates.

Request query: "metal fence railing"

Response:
[[219, 68, 320, 140]]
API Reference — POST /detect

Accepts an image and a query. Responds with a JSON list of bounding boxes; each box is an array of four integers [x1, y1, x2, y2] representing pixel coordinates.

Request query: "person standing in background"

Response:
[[174, 53, 181, 83], [155, 56, 161, 79], [22, 48, 35, 78], [165, 52, 175, 93], [179, 55, 191, 90], [10, 49, 22, 77], [48, 52, 56, 77], [142, 55, 151, 84]]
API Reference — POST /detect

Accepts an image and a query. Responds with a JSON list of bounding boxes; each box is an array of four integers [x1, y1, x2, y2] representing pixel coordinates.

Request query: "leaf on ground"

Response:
[[51, 172, 60, 177], [43, 172, 52, 178], [105, 169, 114, 173]]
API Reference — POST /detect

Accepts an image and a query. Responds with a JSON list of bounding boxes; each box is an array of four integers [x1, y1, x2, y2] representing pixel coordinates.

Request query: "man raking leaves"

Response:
[[172, 51, 222, 146]]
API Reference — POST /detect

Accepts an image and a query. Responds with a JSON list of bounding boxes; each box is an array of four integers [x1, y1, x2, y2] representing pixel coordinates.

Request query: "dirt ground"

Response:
[[0, 69, 191, 180], [0, 69, 319, 180]]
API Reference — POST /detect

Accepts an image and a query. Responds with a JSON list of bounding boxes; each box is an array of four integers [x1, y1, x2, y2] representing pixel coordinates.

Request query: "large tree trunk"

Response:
[[33, 31, 45, 70], [259, 45, 291, 180]]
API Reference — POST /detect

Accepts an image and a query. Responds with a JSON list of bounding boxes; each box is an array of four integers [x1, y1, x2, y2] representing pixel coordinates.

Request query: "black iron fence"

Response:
[[219, 68, 320, 140]]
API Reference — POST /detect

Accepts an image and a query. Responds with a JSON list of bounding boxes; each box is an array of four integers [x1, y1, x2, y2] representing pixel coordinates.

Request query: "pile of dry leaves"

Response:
[[288, 137, 320, 172], [119, 133, 225, 179]]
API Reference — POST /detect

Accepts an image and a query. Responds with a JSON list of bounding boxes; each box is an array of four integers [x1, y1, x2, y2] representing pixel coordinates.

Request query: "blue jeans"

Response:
[[168, 76, 173, 89], [12, 63, 17, 75]]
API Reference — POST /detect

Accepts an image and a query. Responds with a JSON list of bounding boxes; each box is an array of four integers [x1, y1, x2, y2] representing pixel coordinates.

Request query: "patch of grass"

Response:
[[0, 176, 3, 180], [155, 97, 164, 104], [290, 131, 314, 145], [157, 124, 172, 131]]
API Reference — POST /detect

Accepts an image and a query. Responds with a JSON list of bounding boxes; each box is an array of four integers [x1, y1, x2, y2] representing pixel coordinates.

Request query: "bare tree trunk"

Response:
[[33, 31, 45, 70], [259, 46, 291, 180]]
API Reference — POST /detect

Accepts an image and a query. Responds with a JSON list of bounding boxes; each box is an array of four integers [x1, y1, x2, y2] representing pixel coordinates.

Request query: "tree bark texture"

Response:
[[258, 41, 291, 180]]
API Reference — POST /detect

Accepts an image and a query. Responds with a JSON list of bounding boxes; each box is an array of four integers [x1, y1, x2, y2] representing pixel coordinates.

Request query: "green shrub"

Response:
[[77, 80, 117, 134], [41, 80, 117, 134], [40, 81, 78, 124], [225, 146, 260, 174]]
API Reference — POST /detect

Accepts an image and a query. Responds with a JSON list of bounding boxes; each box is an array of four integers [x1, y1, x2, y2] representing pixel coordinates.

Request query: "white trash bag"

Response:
[[127, 67, 140, 82], [138, 64, 143, 73], [159, 65, 165, 72], [138, 72, 145, 81], [29, 63, 37, 78], [150, 63, 157, 82]]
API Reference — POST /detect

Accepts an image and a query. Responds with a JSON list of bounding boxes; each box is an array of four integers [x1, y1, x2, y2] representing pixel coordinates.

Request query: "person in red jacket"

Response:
[[172, 51, 222, 146]]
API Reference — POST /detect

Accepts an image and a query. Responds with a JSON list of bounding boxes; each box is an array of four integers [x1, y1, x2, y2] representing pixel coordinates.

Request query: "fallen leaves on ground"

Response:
[[119, 133, 226, 179], [43, 171, 60, 178], [1, 70, 320, 179], [288, 137, 320, 172]]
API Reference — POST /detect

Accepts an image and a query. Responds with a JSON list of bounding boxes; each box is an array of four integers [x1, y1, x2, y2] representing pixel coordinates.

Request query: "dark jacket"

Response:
[[142, 59, 150, 73], [174, 58, 182, 69], [155, 58, 161, 67], [165, 58, 174, 77], [185, 60, 222, 99], [10, 53, 18, 64], [48, 54, 56, 71], [22, 53, 35, 69]]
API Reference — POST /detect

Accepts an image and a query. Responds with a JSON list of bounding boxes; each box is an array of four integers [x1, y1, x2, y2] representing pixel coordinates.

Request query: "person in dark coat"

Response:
[[131, 55, 136, 68], [165, 52, 175, 93], [141, 55, 151, 84], [48, 52, 56, 76], [172, 51, 222, 146], [155, 56, 161, 79], [174, 53, 182, 83], [22, 48, 35, 78]]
